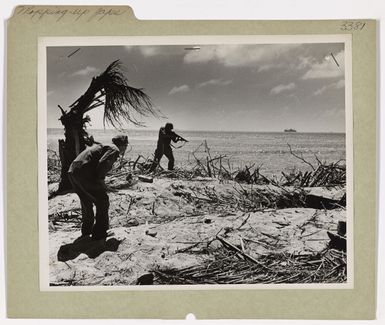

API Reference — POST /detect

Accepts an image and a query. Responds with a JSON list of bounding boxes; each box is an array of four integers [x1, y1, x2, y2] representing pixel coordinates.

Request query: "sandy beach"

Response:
[[47, 153, 347, 286]]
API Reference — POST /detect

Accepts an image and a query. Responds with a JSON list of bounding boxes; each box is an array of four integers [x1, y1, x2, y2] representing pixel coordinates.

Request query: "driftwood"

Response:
[[138, 175, 154, 183], [216, 235, 269, 270], [305, 194, 345, 210]]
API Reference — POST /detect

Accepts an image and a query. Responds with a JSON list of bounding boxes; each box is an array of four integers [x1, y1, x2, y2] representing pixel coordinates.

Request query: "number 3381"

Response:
[[340, 21, 366, 31]]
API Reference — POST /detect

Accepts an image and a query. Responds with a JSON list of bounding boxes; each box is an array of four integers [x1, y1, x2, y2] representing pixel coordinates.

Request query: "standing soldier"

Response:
[[149, 123, 186, 172], [68, 134, 128, 241]]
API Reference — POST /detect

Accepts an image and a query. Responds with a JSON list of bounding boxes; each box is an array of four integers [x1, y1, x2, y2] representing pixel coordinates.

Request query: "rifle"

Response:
[[174, 133, 188, 143]]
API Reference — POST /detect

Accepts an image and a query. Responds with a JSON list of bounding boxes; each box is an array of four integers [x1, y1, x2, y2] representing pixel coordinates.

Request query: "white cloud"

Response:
[[323, 106, 345, 118], [297, 56, 313, 70], [314, 86, 328, 96], [71, 66, 99, 77], [257, 63, 286, 72], [335, 79, 345, 89], [257, 64, 273, 72], [270, 82, 296, 95], [302, 51, 345, 79], [169, 85, 190, 95], [140, 46, 159, 56], [197, 79, 232, 88], [313, 79, 345, 96], [123, 45, 159, 56], [138, 46, 185, 57], [183, 44, 299, 67], [124, 45, 159, 56]]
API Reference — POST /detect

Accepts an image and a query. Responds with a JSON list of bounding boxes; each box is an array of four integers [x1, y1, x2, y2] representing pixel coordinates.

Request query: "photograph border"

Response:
[[38, 34, 354, 292]]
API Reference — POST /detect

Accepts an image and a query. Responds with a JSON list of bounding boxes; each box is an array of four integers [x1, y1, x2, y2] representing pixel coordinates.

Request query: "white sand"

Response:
[[48, 177, 345, 286]]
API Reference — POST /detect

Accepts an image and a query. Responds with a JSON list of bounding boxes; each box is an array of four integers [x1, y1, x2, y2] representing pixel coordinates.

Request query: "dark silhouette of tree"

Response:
[[56, 60, 155, 193]]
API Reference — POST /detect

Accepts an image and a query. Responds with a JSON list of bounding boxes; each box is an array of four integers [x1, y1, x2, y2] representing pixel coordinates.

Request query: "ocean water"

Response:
[[47, 128, 346, 176]]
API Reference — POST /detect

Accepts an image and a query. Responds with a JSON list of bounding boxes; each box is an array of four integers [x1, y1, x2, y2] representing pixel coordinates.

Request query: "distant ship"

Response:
[[284, 128, 297, 133]]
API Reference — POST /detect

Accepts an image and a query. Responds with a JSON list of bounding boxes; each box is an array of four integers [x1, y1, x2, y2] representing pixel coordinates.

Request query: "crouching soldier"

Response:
[[68, 135, 128, 241]]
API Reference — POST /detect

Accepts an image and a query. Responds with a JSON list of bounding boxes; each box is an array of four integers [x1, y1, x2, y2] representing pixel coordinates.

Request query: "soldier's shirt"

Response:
[[68, 143, 120, 179]]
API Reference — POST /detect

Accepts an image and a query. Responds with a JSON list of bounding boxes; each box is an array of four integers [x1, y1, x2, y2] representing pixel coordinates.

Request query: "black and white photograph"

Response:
[[39, 36, 352, 289]]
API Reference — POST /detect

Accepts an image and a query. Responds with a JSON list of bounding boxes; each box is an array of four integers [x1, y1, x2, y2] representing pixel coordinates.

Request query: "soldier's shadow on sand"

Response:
[[57, 236, 122, 262]]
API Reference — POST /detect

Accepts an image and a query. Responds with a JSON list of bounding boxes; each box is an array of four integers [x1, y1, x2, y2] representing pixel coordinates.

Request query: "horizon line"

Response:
[[47, 127, 345, 134]]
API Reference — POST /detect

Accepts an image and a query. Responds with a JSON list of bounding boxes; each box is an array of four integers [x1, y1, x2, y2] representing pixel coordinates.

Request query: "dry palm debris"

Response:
[[152, 248, 346, 285], [281, 144, 346, 187], [47, 140, 346, 188], [47, 149, 62, 183]]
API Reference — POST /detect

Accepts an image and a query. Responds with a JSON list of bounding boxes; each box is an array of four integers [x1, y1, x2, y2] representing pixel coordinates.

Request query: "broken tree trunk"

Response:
[[56, 77, 102, 192]]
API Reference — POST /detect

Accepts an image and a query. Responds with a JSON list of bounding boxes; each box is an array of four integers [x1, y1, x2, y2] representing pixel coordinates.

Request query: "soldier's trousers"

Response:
[[68, 172, 110, 240], [150, 146, 174, 171]]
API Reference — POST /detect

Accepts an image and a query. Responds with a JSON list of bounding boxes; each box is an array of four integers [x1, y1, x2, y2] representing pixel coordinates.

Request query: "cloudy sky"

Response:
[[46, 42, 345, 132]]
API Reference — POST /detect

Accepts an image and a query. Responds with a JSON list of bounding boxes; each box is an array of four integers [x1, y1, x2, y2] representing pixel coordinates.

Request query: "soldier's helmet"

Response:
[[165, 123, 174, 132], [112, 134, 129, 147]]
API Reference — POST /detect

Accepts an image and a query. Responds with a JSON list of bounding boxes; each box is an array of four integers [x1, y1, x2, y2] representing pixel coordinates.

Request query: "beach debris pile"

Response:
[[279, 161, 346, 187], [278, 144, 346, 187]]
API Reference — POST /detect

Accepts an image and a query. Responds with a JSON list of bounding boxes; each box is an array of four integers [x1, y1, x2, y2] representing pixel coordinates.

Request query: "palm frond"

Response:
[[97, 60, 156, 127]]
